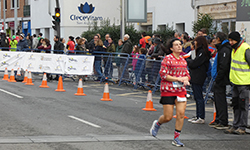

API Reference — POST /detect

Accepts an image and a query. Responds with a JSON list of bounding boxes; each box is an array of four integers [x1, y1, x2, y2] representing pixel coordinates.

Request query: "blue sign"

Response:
[[78, 2, 95, 14]]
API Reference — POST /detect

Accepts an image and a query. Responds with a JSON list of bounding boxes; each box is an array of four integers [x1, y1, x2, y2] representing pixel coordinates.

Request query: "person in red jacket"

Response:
[[139, 32, 146, 48], [150, 38, 190, 147], [67, 36, 75, 53]]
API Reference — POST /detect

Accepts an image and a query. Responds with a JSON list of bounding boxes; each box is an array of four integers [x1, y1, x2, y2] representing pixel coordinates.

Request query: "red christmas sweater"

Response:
[[159, 54, 190, 97]]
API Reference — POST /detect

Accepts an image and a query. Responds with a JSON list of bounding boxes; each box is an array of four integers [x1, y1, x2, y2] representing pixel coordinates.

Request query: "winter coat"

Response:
[[214, 41, 232, 85], [54, 41, 65, 54], [121, 39, 133, 54], [115, 44, 123, 67], [37, 44, 52, 53], [17, 39, 29, 51], [187, 47, 211, 85], [106, 43, 115, 53], [93, 46, 105, 61], [75, 44, 87, 54], [151, 44, 164, 60]]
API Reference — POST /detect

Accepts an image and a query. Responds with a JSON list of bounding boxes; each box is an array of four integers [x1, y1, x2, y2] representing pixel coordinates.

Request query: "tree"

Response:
[[192, 13, 213, 36]]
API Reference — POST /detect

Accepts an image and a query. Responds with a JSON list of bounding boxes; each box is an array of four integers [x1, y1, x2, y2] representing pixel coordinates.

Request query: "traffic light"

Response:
[[52, 7, 61, 37], [55, 7, 60, 23]]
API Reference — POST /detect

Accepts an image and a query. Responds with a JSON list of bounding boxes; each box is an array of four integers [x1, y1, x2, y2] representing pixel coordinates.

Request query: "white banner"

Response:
[[0, 51, 94, 75]]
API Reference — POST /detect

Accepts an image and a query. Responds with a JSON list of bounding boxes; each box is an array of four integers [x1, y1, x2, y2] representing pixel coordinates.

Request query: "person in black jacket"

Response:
[[187, 36, 211, 124], [148, 38, 165, 84], [121, 34, 133, 54], [53, 35, 64, 54], [212, 32, 232, 129], [93, 39, 105, 81]]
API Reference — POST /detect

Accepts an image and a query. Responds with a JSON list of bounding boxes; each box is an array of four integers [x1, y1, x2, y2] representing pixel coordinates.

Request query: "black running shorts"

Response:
[[159, 96, 176, 105]]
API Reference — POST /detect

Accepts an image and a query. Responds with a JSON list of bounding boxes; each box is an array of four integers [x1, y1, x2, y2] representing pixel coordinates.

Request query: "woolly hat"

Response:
[[228, 31, 241, 42]]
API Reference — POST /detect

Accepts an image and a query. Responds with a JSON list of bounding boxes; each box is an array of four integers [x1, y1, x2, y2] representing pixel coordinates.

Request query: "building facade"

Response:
[[194, 0, 237, 34], [30, 0, 120, 46], [135, 0, 195, 36], [0, 0, 31, 36]]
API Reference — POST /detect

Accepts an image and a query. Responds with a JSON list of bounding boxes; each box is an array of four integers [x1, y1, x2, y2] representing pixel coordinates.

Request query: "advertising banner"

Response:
[[0, 52, 94, 75]]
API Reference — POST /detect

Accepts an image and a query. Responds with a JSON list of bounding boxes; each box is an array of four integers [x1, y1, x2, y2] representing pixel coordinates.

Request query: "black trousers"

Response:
[[214, 82, 228, 125]]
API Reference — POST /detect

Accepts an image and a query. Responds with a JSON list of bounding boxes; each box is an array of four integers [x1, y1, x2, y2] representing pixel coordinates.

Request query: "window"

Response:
[[11, 0, 20, 8], [5, 0, 7, 9]]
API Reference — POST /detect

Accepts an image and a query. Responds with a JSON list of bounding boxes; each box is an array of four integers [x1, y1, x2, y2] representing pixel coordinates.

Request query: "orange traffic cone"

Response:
[[142, 90, 156, 111], [39, 73, 49, 88], [2, 68, 8, 80], [25, 71, 34, 85], [100, 83, 112, 101], [8, 69, 16, 82], [55, 76, 65, 92], [22, 70, 28, 83], [16, 68, 21, 76], [209, 102, 216, 125], [75, 79, 86, 96]]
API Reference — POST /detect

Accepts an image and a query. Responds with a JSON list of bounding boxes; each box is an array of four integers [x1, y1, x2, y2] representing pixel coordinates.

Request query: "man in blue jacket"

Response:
[[17, 33, 29, 51]]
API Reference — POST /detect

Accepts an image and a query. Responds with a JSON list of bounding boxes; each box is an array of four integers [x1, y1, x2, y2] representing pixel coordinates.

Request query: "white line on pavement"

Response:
[[0, 89, 23, 99], [68, 115, 101, 128]]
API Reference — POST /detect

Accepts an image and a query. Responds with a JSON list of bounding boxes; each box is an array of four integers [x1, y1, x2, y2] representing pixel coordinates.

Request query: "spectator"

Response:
[[174, 32, 181, 40], [197, 30, 203, 37], [75, 38, 87, 54], [104, 37, 116, 78], [60, 38, 67, 53], [66, 36, 75, 53], [139, 32, 146, 48], [135, 48, 147, 82], [9, 35, 18, 51], [201, 28, 211, 41], [17, 33, 29, 51], [53, 35, 65, 54], [148, 38, 165, 84], [182, 33, 191, 54], [36, 33, 43, 48], [115, 39, 123, 80], [225, 31, 250, 135], [32, 34, 39, 49], [121, 34, 133, 54], [0, 33, 9, 51], [15, 32, 20, 42], [88, 35, 99, 53], [37, 38, 51, 53], [210, 32, 232, 130], [75, 36, 80, 47], [132, 45, 140, 71], [26, 35, 32, 48], [150, 38, 190, 147], [186, 36, 211, 124], [208, 38, 217, 58], [103, 34, 110, 49], [93, 39, 105, 81]]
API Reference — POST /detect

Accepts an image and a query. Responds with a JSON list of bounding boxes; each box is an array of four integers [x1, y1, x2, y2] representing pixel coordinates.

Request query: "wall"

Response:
[[137, 0, 195, 36]]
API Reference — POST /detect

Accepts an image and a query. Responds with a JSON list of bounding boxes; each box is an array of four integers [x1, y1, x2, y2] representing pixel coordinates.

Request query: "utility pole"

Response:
[[3, 0, 6, 32], [14, 0, 18, 34], [121, 0, 125, 40]]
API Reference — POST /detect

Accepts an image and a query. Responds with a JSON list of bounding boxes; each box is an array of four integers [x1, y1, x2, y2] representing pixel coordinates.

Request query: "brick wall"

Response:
[[1, 0, 25, 19]]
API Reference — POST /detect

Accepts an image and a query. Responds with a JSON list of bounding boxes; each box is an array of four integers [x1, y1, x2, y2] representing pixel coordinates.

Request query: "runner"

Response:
[[150, 38, 190, 147]]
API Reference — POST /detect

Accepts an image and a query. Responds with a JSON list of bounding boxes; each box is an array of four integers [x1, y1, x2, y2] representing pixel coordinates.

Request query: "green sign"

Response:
[[237, 0, 250, 21]]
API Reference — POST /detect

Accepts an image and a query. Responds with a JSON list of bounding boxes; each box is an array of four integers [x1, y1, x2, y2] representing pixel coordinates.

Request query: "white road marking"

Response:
[[0, 89, 23, 99], [68, 115, 101, 128]]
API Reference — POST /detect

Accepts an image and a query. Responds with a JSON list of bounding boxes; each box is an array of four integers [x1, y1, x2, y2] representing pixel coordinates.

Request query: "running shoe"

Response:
[[188, 116, 197, 122], [224, 126, 236, 134], [208, 121, 219, 127], [150, 120, 160, 137], [191, 118, 205, 124], [214, 124, 229, 130], [233, 128, 246, 135], [172, 138, 185, 147]]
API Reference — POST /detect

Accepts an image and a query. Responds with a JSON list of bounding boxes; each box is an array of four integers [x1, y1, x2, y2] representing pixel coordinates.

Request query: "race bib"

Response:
[[172, 82, 184, 88]]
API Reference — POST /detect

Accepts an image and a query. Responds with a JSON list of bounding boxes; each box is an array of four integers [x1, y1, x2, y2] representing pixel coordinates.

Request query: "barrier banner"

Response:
[[0, 52, 26, 70], [0, 51, 94, 75], [65, 55, 94, 75]]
